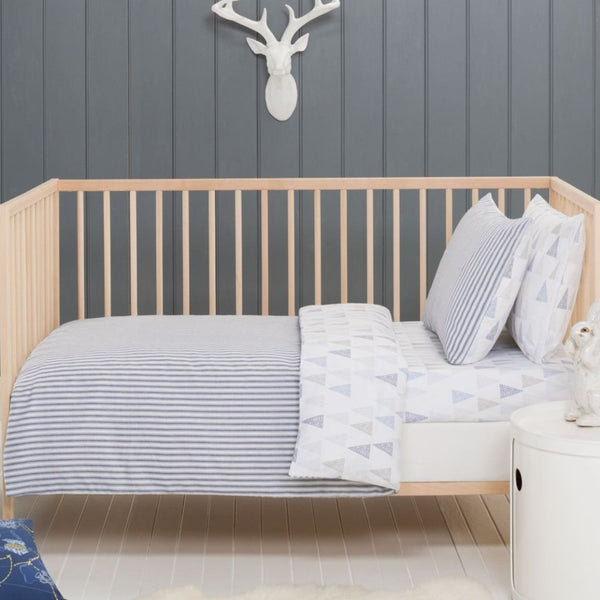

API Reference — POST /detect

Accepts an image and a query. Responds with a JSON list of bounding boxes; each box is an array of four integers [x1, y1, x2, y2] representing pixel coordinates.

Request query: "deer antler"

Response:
[[211, 0, 277, 45], [280, 0, 341, 45]]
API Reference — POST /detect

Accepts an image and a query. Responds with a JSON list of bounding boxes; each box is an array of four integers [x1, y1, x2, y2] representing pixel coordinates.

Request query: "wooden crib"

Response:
[[1, 176, 599, 519]]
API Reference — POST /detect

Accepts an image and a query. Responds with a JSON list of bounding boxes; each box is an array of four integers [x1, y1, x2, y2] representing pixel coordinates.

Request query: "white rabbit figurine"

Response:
[[564, 301, 600, 426]]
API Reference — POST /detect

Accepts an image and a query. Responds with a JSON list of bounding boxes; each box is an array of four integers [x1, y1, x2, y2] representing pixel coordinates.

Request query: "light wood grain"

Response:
[[392, 190, 400, 321], [340, 190, 348, 303], [103, 191, 111, 317], [235, 190, 243, 316], [208, 190, 216, 316], [287, 190, 295, 316], [129, 192, 138, 316], [314, 190, 322, 305], [182, 191, 190, 316], [366, 189, 374, 304], [261, 190, 269, 316], [57, 176, 552, 193], [77, 191, 85, 319], [419, 189, 427, 318], [155, 191, 164, 316], [445, 188, 453, 245]]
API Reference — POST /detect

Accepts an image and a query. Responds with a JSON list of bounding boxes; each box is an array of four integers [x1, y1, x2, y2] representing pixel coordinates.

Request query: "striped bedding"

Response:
[[4, 315, 392, 497]]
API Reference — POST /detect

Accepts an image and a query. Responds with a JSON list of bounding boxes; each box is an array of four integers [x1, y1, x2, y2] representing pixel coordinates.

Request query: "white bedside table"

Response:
[[510, 401, 600, 600]]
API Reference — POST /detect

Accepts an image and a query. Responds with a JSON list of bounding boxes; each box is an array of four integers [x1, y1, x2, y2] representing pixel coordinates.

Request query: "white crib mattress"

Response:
[[394, 321, 572, 423]]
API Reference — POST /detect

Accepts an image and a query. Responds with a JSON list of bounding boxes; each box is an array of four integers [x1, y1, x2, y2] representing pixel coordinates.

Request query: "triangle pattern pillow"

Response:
[[508, 195, 585, 363], [423, 194, 533, 365]]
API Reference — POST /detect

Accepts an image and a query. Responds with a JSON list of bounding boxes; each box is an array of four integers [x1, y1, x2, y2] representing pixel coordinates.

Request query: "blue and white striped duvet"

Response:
[[4, 315, 390, 497]]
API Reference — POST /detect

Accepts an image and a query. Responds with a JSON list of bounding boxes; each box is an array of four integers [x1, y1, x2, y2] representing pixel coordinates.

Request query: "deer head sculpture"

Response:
[[212, 0, 340, 121]]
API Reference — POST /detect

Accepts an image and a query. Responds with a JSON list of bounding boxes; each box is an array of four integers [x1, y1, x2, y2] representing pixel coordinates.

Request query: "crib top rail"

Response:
[[57, 175, 553, 193]]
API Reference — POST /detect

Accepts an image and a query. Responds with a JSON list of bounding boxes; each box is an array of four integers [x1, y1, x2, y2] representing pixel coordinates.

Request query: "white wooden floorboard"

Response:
[[109, 495, 160, 600], [413, 496, 465, 578], [311, 498, 352, 586], [137, 495, 186, 596], [482, 495, 510, 547], [261, 498, 293, 586], [171, 495, 210, 588], [81, 495, 134, 600], [387, 496, 439, 587], [37, 495, 88, 587], [362, 498, 412, 591], [287, 498, 321, 586], [437, 496, 500, 597], [200, 496, 235, 598], [337, 498, 383, 589], [55, 495, 113, 600], [455, 496, 511, 600], [19, 494, 511, 599], [231, 497, 262, 595]]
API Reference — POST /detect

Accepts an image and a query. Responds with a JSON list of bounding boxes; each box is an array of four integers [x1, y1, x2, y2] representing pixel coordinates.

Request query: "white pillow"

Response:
[[508, 195, 585, 363], [423, 194, 533, 365]]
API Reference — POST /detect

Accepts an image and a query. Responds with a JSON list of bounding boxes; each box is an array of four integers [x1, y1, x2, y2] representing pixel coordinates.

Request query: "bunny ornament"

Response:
[[564, 301, 600, 426]]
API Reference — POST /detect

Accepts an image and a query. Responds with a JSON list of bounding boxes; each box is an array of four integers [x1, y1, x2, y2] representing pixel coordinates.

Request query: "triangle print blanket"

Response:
[[289, 304, 406, 490]]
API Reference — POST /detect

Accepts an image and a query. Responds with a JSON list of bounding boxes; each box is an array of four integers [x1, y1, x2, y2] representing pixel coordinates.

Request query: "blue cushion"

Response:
[[0, 519, 65, 599]]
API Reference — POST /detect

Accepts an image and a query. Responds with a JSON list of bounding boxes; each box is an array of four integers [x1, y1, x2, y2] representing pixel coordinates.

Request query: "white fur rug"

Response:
[[135, 579, 493, 600]]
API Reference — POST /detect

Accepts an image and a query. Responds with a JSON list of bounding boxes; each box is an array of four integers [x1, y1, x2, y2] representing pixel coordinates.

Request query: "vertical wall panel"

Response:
[[510, 0, 550, 216], [45, 0, 86, 323], [174, 0, 216, 314], [469, 0, 509, 177], [553, 0, 595, 195], [259, 0, 301, 314], [300, 0, 342, 307], [2, 1, 43, 201], [1, 1, 600, 319], [216, 0, 259, 315], [87, 0, 130, 318], [344, 0, 384, 304], [427, 1, 467, 295], [385, 0, 425, 319], [130, 0, 174, 315]]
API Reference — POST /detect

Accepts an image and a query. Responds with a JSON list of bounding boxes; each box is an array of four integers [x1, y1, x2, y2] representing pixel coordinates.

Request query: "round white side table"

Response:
[[510, 401, 600, 600]]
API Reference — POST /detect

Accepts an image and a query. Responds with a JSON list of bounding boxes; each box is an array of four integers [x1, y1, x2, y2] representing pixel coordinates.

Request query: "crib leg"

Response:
[[2, 491, 14, 520]]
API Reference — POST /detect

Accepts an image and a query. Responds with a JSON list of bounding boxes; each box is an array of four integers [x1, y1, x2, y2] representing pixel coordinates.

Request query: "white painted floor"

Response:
[[15, 494, 511, 600]]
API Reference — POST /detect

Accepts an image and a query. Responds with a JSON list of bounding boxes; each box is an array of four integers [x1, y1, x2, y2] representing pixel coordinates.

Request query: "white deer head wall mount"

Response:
[[212, 0, 340, 121]]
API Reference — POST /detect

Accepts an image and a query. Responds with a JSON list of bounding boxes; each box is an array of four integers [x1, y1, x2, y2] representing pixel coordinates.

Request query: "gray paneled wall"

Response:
[[1, 0, 599, 320]]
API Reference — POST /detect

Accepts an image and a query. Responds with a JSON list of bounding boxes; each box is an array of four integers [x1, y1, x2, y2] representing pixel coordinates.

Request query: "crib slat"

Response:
[[288, 189, 295, 316], [103, 191, 112, 317], [53, 192, 60, 327], [235, 190, 243, 316], [261, 190, 269, 315], [155, 191, 164, 316], [314, 190, 322, 305], [392, 190, 400, 321], [471, 188, 479, 206], [129, 191, 138, 316], [77, 191, 85, 319], [208, 190, 216, 316], [32, 206, 40, 346], [26, 208, 34, 351], [445, 189, 453, 245], [419, 189, 427, 318], [340, 190, 348, 303], [366, 189, 374, 304], [182, 191, 190, 316], [498, 188, 506, 214], [45, 197, 52, 332], [524, 188, 531, 209], [25, 211, 33, 351]]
